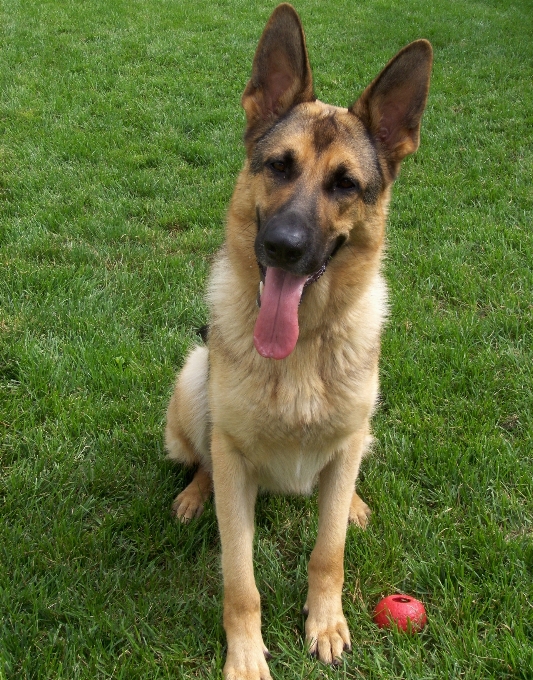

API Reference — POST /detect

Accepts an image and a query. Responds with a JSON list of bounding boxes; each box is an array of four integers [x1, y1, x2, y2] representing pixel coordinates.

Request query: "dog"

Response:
[[165, 4, 432, 677]]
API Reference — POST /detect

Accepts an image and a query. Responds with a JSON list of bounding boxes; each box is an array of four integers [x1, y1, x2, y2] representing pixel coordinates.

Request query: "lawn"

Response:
[[1, 0, 532, 678]]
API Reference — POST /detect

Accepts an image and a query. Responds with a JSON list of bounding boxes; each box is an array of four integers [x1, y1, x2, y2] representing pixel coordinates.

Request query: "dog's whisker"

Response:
[[241, 220, 257, 234]]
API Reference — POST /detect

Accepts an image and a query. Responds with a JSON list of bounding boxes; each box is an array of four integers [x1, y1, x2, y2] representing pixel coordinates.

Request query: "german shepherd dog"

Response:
[[165, 4, 432, 677]]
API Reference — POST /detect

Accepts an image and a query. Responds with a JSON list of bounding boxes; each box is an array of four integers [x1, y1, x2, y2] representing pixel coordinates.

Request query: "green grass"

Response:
[[1, 0, 532, 678]]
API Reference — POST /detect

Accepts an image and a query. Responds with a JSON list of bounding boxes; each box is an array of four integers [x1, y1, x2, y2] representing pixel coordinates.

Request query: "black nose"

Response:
[[258, 212, 310, 269], [264, 233, 304, 265]]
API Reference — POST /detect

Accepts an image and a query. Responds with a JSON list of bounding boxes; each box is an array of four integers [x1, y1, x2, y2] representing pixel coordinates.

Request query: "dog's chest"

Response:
[[257, 444, 331, 495], [236, 373, 358, 494], [211, 347, 377, 493]]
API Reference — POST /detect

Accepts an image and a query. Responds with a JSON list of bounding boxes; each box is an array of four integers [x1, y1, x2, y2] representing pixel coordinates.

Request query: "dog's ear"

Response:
[[350, 40, 433, 178], [242, 4, 314, 144]]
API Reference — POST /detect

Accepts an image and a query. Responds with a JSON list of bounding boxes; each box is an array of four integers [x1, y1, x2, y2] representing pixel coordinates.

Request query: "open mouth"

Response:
[[255, 258, 328, 308], [253, 235, 346, 360]]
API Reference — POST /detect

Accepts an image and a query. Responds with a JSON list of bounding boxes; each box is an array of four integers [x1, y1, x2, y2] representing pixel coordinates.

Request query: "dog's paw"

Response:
[[171, 487, 205, 522], [171, 468, 212, 522], [348, 491, 371, 529], [223, 643, 272, 680], [305, 608, 351, 665]]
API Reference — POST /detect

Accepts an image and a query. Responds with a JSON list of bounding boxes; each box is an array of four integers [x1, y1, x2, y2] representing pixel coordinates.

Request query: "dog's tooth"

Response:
[[260, 281, 264, 296], [256, 281, 263, 308]]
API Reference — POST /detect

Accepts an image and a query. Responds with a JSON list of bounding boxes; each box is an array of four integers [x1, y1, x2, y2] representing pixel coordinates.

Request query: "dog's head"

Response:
[[236, 3, 432, 359]]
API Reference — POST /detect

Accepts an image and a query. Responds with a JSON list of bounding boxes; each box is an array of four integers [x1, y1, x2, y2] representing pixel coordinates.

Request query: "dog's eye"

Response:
[[270, 161, 287, 174], [336, 177, 358, 190]]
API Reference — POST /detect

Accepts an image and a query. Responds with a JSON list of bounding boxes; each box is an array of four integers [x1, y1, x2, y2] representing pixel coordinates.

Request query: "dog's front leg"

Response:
[[304, 431, 368, 665], [211, 427, 271, 680]]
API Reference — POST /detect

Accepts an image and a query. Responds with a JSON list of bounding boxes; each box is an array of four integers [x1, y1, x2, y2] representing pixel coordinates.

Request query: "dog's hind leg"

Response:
[[165, 345, 213, 522], [348, 492, 371, 528], [171, 464, 212, 522], [348, 434, 373, 528]]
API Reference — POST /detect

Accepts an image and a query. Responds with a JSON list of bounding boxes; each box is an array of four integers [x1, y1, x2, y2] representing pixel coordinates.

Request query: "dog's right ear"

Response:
[[350, 40, 433, 180], [242, 4, 314, 146]]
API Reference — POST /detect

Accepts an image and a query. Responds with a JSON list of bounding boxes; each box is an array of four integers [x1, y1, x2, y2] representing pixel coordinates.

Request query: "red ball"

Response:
[[373, 595, 427, 632]]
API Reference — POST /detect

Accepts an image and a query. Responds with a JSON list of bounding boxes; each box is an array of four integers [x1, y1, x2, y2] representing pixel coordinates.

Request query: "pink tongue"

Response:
[[254, 267, 307, 360]]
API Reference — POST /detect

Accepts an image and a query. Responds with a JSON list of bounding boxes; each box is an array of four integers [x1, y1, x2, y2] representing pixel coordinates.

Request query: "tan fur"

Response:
[[165, 4, 431, 677]]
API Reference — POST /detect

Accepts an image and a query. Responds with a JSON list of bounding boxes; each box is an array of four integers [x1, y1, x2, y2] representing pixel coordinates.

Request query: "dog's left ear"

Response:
[[242, 4, 314, 146], [350, 40, 433, 178]]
